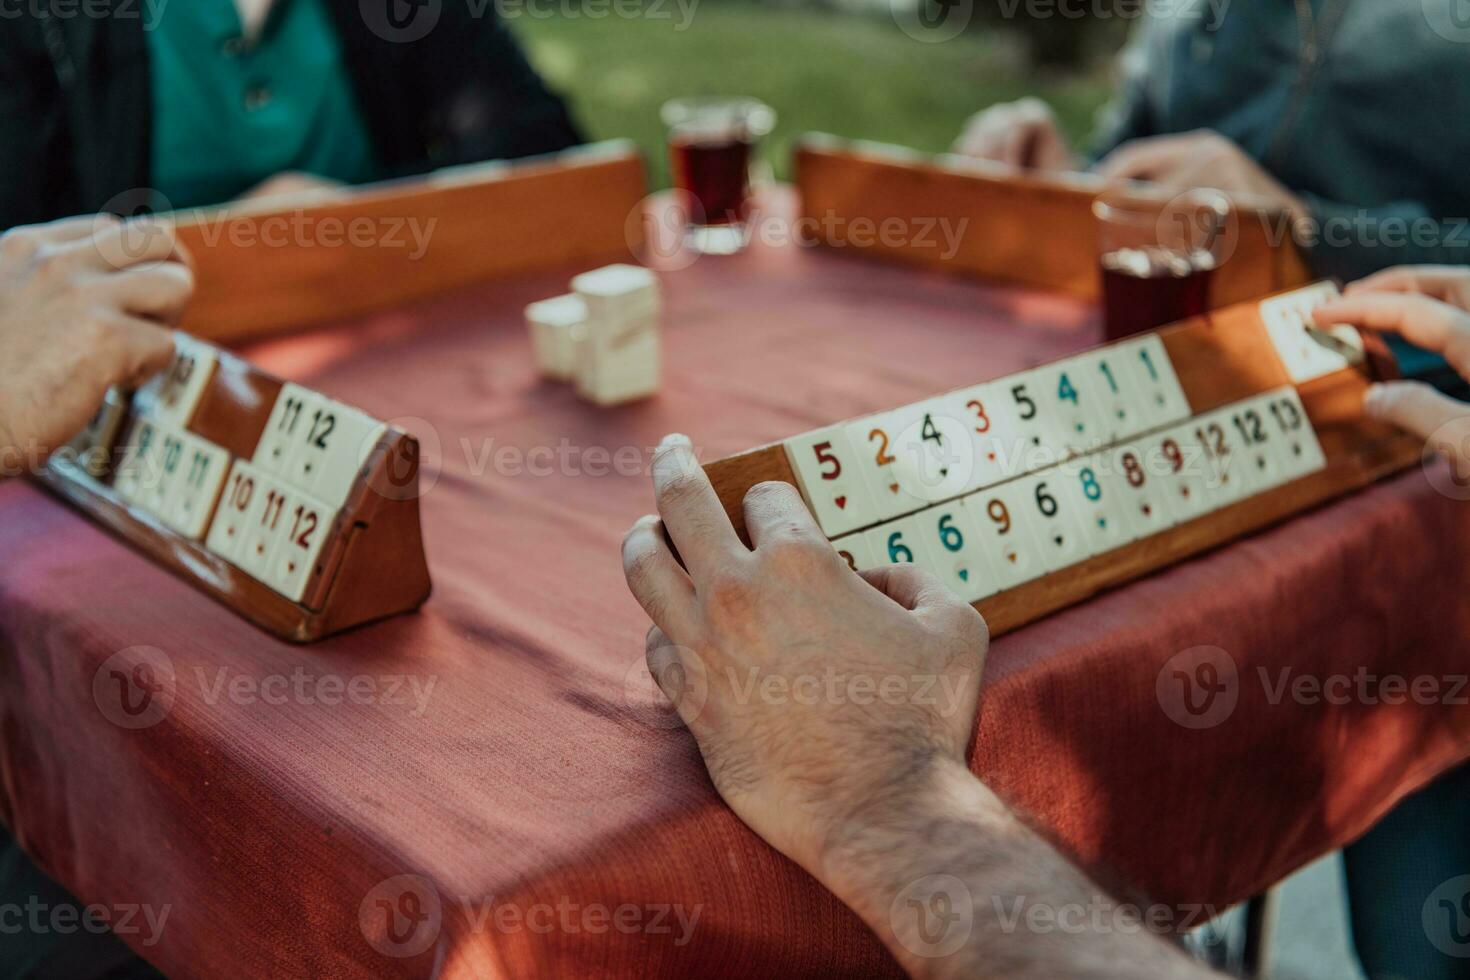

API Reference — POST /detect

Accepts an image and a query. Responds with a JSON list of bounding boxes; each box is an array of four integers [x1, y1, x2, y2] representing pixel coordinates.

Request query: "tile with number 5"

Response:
[[784, 426, 878, 537]]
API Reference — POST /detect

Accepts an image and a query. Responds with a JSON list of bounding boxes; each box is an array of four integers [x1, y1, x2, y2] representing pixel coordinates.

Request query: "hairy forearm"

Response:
[[817, 758, 1215, 980]]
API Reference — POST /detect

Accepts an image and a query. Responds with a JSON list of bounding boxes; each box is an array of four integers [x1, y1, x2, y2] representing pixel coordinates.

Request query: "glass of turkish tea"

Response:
[[660, 96, 776, 255], [1093, 187, 1233, 341]]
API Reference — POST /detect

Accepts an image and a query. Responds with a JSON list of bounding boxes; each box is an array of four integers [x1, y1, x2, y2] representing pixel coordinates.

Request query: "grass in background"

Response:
[[513, 3, 1116, 188]]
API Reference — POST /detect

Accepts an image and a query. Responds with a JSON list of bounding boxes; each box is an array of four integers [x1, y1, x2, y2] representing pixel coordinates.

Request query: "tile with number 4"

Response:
[[785, 426, 879, 537], [1030, 358, 1107, 457], [886, 400, 977, 506]]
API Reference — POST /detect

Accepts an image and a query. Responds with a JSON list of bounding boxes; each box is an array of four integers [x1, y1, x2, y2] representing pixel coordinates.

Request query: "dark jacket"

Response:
[[0, 1, 584, 228]]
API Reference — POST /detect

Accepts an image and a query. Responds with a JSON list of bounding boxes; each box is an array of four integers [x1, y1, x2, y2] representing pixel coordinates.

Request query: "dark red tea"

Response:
[[670, 136, 752, 227], [1100, 246, 1216, 341]]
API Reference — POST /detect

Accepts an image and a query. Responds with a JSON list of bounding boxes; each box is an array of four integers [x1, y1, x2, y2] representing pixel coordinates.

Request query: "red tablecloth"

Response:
[[2, 192, 1469, 978]]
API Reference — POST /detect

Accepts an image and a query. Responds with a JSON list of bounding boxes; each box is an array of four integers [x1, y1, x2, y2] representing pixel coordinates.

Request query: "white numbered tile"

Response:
[[1028, 357, 1109, 457], [162, 434, 231, 540], [843, 412, 927, 520], [269, 488, 338, 602], [992, 370, 1067, 477], [138, 335, 218, 429], [297, 401, 385, 507], [1106, 442, 1181, 540], [832, 533, 880, 574], [1119, 334, 1191, 429], [785, 426, 880, 538], [235, 476, 295, 582], [938, 382, 1015, 493], [862, 515, 933, 573], [1213, 401, 1289, 492], [111, 419, 157, 504], [886, 400, 977, 505], [1151, 425, 1219, 522], [138, 427, 192, 518], [910, 502, 1000, 602], [1012, 471, 1094, 572], [1179, 415, 1245, 506], [1084, 347, 1150, 443], [1256, 388, 1327, 482], [253, 383, 318, 478], [206, 461, 264, 564], [961, 482, 1049, 590], [1259, 283, 1363, 384], [1056, 458, 1138, 557]]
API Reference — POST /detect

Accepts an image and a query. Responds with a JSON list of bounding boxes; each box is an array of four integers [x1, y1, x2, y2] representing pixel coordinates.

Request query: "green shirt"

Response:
[[147, 0, 380, 210]]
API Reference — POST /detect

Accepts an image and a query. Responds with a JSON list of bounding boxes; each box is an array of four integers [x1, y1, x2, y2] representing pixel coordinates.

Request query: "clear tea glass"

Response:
[[1094, 188, 1233, 340], [660, 96, 776, 255]]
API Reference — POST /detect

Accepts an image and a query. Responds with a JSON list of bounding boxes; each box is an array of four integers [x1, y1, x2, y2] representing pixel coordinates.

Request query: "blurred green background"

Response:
[[513, 1, 1123, 188]]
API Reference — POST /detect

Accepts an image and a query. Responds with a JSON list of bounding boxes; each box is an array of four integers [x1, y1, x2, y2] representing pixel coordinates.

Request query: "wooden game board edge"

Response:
[[173, 144, 650, 343], [31, 426, 432, 644], [791, 139, 1312, 306]]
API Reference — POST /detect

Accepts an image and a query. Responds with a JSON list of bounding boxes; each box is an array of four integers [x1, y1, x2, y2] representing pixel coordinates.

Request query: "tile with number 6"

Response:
[[912, 502, 998, 601], [862, 515, 932, 573]]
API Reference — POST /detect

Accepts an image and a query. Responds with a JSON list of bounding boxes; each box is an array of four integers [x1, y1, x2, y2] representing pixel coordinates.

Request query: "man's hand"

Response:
[[0, 216, 192, 470], [952, 98, 1078, 171], [1346, 265, 1470, 314], [1095, 130, 1306, 216], [622, 435, 1213, 979], [1314, 290, 1470, 478], [622, 434, 987, 878]]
